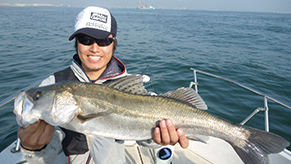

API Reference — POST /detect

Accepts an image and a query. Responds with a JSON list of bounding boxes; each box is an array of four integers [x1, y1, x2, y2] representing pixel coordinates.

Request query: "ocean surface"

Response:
[[0, 7, 290, 152]]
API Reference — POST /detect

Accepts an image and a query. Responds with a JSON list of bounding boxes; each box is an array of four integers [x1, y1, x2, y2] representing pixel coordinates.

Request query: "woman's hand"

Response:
[[17, 120, 55, 151]]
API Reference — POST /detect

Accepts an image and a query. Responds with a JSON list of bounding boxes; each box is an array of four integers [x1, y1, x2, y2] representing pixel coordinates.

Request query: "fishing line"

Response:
[[145, 68, 157, 94], [141, 52, 159, 75], [141, 52, 159, 94]]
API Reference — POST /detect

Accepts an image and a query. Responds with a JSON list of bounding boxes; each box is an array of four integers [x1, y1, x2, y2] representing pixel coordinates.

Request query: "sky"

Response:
[[1, 0, 291, 13]]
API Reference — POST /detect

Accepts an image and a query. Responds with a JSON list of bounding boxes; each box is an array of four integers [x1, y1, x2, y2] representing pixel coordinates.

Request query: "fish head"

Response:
[[14, 84, 80, 128]]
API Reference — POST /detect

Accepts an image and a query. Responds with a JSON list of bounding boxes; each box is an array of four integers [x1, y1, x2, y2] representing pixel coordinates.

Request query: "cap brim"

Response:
[[69, 28, 110, 41]]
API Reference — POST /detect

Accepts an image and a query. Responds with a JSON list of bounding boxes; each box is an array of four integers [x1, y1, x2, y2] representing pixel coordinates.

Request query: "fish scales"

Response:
[[68, 82, 244, 142]]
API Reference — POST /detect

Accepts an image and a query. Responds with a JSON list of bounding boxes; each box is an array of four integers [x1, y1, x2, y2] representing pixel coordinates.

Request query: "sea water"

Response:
[[0, 7, 290, 151]]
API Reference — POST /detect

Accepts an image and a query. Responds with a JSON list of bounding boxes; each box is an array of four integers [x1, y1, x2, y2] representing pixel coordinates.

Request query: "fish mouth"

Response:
[[14, 91, 26, 116], [14, 91, 35, 128]]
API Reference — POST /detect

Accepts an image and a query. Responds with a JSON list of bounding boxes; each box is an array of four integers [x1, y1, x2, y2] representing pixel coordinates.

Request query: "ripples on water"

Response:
[[0, 7, 290, 151]]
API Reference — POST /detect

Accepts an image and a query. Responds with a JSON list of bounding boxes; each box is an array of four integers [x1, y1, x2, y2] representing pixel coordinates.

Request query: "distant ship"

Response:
[[138, 1, 155, 9]]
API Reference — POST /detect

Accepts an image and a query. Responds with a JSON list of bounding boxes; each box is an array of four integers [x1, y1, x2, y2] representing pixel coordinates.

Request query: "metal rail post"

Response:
[[264, 95, 269, 132]]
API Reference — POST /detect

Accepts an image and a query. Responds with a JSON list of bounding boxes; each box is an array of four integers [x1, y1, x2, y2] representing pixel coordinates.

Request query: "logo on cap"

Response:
[[90, 12, 108, 23]]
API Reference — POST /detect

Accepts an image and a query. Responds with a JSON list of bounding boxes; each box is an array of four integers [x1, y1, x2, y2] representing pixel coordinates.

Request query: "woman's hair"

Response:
[[74, 35, 117, 53]]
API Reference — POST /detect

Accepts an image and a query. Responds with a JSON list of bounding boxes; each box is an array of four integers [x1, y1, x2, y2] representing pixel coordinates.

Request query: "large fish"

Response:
[[14, 75, 289, 164]]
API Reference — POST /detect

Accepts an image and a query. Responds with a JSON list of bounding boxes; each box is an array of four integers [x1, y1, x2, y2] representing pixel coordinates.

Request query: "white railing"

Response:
[[189, 68, 291, 132], [0, 80, 42, 108]]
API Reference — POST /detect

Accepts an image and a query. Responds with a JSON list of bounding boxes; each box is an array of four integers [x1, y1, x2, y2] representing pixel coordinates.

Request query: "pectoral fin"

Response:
[[77, 111, 113, 123]]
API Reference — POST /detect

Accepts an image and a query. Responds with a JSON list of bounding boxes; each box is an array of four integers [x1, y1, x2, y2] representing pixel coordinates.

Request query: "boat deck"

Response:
[[125, 141, 211, 164], [3, 138, 290, 164], [2, 140, 212, 164], [2, 140, 213, 164]]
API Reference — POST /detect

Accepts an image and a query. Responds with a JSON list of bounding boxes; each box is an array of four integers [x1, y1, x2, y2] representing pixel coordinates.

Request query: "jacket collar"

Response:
[[72, 54, 126, 83]]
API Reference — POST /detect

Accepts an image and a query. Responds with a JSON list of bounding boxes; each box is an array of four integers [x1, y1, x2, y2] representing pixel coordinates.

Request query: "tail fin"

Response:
[[230, 127, 290, 164]]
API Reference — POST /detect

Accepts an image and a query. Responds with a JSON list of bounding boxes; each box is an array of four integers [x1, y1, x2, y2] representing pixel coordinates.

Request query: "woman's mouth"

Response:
[[88, 55, 101, 62]]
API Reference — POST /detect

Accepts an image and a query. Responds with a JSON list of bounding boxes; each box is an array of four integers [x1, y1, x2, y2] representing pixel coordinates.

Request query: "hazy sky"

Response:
[[1, 0, 291, 13]]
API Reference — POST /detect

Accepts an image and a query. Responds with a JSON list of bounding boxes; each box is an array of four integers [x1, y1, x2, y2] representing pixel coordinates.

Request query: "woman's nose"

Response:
[[89, 41, 100, 53]]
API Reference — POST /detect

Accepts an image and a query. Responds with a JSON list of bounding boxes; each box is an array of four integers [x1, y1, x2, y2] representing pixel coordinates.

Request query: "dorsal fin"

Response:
[[160, 87, 208, 110], [103, 74, 148, 95]]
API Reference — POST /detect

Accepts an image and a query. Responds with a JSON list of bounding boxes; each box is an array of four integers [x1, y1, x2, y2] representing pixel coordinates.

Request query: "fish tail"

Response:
[[230, 127, 290, 164]]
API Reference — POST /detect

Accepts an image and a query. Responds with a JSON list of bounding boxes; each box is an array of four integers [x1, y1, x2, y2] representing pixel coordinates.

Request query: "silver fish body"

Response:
[[14, 75, 290, 164]]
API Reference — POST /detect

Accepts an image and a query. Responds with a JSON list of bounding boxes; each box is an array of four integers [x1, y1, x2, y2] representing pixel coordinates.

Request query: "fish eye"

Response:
[[33, 91, 42, 100]]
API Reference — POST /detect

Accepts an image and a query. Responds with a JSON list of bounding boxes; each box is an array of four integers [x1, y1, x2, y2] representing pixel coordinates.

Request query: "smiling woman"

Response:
[[76, 34, 116, 80]]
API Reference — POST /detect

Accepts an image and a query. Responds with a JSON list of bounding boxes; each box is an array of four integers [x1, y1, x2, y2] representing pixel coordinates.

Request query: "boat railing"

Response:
[[189, 68, 291, 132], [0, 80, 42, 108]]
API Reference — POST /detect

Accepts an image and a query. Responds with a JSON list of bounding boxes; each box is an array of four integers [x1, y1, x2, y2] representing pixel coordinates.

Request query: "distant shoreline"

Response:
[[1, 4, 290, 14], [0, 3, 65, 7]]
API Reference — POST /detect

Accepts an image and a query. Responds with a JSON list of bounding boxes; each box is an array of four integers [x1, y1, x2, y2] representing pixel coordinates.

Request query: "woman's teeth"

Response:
[[89, 56, 101, 60]]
